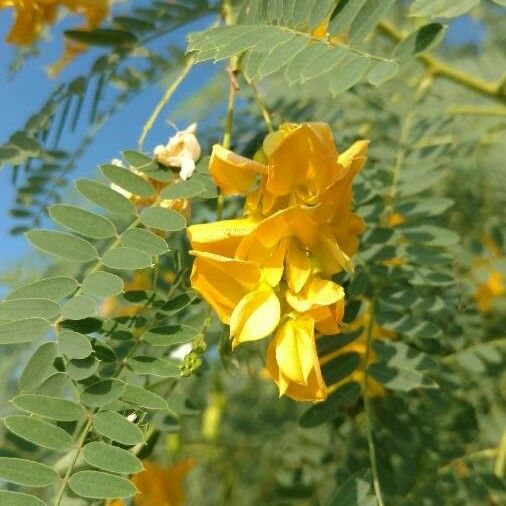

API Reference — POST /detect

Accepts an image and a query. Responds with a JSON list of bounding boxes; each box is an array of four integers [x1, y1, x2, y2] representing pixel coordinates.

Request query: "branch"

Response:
[[377, 21, 506, 104]]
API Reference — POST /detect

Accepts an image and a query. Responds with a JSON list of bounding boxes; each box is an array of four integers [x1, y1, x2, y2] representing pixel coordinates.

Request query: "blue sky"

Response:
[[0, 6, 485, 265]]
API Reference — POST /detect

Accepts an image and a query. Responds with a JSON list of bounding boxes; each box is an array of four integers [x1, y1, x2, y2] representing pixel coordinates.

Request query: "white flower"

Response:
[[153, 123, 201, 180], [169, 343, 193, 361]]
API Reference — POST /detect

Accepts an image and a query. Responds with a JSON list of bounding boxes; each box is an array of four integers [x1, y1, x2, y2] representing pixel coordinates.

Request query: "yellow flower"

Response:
[[266, 317, 326, 402], [189, 123, 368, 402], [1, 1, 109, 73], [474, 270, 505, 313], [210, 122, 368, 215], [109, 459, 195, 506], [387, 212, 406, 227]]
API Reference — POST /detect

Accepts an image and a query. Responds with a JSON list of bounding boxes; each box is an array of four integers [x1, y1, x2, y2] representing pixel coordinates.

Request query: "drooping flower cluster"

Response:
[[0, 0, 109, 74], [188, 122, 368, 402]]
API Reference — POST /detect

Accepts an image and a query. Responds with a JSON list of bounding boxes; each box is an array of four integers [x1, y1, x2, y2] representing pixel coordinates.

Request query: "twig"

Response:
[[377, 21, 505, 103], [362, 301, 385, 506], [138, 57, 195, 151]]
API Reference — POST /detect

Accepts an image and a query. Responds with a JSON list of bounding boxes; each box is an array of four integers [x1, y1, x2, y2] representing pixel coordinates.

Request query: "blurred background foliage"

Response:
[[0, 1, 505, 505]]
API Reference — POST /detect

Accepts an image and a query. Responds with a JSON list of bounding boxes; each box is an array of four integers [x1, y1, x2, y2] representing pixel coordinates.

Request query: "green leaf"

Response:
[[100, 164, 155, 198], [26, 230, 98, 263], [12, 394, 85, 421], [395, 197, 453, 218], [329, 0, 368, 34], [142, 324, 200, 347], [61, 295, 98, 320], [0, 298, 60, 322], [102, 247, 153, 270], [367, 60, 399, 86], [65, 28, 138, 47], [82, 271, 124, 297], [67, 355, 99, 381], [122, 150, 158, 172], [139, 207, 186, 231], [93, 410, 144, 445], [127, 356, 180, 377], [159, 291, 197, 315], [0, 318, 52, 345], [326, 469, 372, 506], [160, 178, 205, 199], [299, 382, 361, 428], [7, 276, 79, 301], [368, 340, 438, 391], [329, 55, 370, 95], [121, 384, 169, 410], [402, 225, 459, 247], [369, 362, 436, 391], [36, 372, 68, 397], [76, 179, 136, 216], [4, 415, 73, 451], [0, 457, 59, 487], [59, 330, 93, 359], [83, 442, 143, 474], [121, 228, 169, 256], [0, 490, 47, 506], [69, 470, 137, 499], [394, 23, 446, 61], [409, 0, 479, 18], [80, 379, 125, 407], [348, 0, 396, 42], [49, 204, 117, 239], [322, 352, 361, 385], [19, 342, 58, 392]]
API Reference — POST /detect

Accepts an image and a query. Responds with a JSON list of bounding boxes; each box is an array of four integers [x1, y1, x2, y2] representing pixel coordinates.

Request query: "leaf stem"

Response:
[[362, 301, 385, 506], [54, 416, 93, 506], [377, 21, 505, 103], [217, 61, 239, 221], [242, 73, 274, 132], [138, 57, 195, 151]]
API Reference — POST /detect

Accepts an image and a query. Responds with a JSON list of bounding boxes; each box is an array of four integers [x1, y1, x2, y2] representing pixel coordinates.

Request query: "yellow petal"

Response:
[[188, 218, 257, 257], [314, 227, 353, 275], [266, 318, 327, 402], [230, 286, 280, 347], [209, 144, 266, 196], [274, 318, 315, 384], [285, 240, 312, 293], [265, 123, 340, 197], [190, 251, 260, 324], [286, 277, 344, 313]]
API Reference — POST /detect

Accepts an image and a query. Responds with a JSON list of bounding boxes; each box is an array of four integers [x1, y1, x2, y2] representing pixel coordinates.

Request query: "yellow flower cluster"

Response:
[[188, 122, 368, 402], [1, 0, 108, 74]]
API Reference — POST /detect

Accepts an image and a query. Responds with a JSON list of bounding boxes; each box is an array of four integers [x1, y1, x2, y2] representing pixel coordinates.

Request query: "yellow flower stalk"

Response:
[[189, 122, 368, 402]]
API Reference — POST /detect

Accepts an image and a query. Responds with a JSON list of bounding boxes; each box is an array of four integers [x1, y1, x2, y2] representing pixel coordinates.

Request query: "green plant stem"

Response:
[[447, 104, 506, 116], [438, 447, 499, 474], [138, 57, 195, 151], [362, 301, 385, 506], [377, 21, 505, 103], [217, 62, 239, 221], [243, 73, 274, 132], [54, 416, 93, 506], [495, 430, 506, 478]]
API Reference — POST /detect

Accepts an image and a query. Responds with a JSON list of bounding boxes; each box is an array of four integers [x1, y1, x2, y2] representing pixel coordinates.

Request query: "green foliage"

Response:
[[0, 0, 505, 505]]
